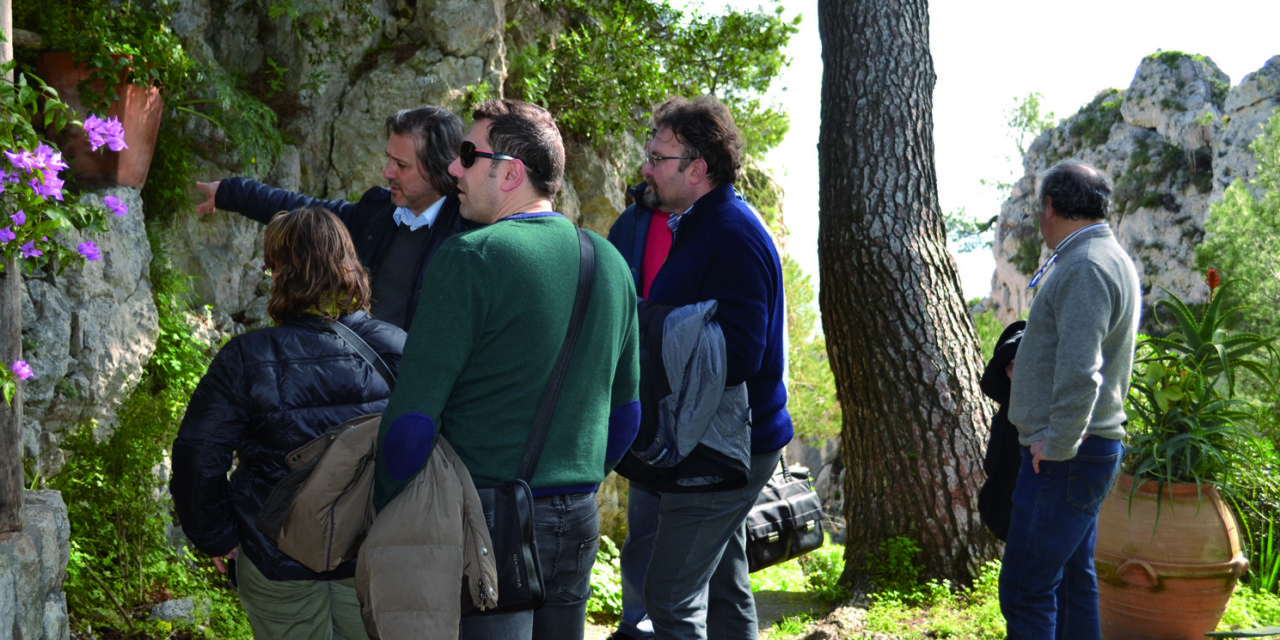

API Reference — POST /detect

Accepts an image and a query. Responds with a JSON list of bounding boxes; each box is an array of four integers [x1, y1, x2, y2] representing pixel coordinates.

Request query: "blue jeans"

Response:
[[642, 449, 781, 640], [460, 491, 600, 640], [999, 437, 1124, 640], [616, 483, 660, 638]]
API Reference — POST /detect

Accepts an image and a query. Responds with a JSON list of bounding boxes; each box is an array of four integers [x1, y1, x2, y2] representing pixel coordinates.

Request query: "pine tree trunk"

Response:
[[817, 0, 998, 587]]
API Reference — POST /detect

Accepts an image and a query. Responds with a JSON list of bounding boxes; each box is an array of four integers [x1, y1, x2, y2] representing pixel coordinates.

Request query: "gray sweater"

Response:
[[1008, 225, 1142, 460]]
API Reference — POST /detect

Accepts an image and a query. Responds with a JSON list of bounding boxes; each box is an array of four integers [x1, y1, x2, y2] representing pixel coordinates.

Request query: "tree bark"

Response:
[[1, 3, 24, 533], [817, 0, 998, 587]]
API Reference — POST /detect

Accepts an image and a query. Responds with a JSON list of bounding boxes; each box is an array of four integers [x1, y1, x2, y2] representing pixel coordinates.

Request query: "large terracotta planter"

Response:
[[35, 52, 164, 189], [1095, 473, 1248, 640]]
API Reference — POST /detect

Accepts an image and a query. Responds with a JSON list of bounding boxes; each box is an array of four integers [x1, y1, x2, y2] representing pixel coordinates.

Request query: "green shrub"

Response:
[[587, 535, 624, 622]]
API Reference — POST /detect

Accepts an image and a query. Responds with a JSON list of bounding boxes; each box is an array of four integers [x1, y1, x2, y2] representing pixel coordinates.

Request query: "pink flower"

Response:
[[19, 241, 41, 259], [11, 361, 32, 380], [84, 115, 128, 153], [78, 241, 101, 261], [104, 195, 128, 217], [0, 227, 13, 243], [10, 210, 25, 226]]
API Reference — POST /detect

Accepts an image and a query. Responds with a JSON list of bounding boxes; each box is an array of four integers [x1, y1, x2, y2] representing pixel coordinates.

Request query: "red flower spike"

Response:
[[1206, 269, 1220, 293]]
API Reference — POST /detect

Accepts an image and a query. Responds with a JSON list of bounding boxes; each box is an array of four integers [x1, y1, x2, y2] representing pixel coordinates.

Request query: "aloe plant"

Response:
[[1124, 272, 1275, 490]]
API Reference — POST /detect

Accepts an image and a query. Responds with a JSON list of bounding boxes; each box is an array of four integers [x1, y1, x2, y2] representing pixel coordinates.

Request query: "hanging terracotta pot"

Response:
[[1095, 473, 1248, 640], [34, 52, 164, 189]]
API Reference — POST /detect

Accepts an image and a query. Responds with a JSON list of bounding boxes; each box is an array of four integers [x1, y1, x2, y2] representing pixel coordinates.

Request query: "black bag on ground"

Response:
[[745, 456, 825, 573]]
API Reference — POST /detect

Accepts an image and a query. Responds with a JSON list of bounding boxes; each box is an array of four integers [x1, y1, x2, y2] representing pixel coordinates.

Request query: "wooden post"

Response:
[[0, 0, 26, 534]]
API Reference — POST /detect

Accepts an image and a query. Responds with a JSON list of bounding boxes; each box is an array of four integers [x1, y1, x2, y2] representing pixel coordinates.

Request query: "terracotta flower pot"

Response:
[[1095, 473, 1248, 640], [34, 52, 164, 189]]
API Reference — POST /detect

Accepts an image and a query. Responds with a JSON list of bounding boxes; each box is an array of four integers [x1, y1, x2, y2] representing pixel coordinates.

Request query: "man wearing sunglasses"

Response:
[[614, 95, 792, 640], [194, 106, 470, 330], [371, 99, 640, 640]]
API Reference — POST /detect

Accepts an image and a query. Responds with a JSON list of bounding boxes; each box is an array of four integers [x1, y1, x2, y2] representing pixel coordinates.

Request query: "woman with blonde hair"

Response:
[[171, 206, 404, 639]]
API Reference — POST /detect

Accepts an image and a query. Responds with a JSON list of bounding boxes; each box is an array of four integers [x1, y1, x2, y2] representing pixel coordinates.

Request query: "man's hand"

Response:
[[1029, 440, 1047, 474], [195, 181, 221, 216], [212, 546, 238, 574]]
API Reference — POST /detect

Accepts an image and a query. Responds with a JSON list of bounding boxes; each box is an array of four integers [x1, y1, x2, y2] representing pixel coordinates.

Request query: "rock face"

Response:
[[988, 53, 1280, 326], [0, 491, 71, 640], [19, 188, 158, 477]]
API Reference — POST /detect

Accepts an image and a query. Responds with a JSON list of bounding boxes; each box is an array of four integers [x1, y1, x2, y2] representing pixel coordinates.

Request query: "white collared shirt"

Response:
[[392, 196, 446, 231]]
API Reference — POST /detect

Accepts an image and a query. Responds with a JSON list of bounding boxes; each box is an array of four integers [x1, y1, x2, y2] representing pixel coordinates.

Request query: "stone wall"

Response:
[[0, 491, 71, 640], [987, 54, 1280, 325]]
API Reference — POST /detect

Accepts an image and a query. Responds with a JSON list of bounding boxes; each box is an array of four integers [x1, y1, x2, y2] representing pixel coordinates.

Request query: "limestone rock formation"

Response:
[[988, 53, 1280, 326], [0, 491, 71, 640], [19, 188, 158, 475]]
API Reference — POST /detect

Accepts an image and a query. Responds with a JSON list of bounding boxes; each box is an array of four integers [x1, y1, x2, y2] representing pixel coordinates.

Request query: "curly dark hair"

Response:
[[471, 99, 565, 198], [650, 95, 743, 187], [385, 106, 464, 197], [1039, 162, 1112, 221], [263, 206, 371, 323]]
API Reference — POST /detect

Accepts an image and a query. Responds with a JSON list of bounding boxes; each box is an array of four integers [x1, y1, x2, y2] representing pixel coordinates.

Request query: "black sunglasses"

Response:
[[459, 140, 519, 168]]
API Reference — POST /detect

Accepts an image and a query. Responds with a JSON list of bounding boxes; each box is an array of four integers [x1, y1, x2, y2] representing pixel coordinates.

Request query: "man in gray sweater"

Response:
[[999, 162, 1141, 640]]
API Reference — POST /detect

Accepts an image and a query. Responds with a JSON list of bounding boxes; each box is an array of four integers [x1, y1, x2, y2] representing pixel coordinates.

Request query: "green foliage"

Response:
[[797, 536, 849, 605], [1218, 583, 1280, 632], [52, 230, 235, 635], [1125, 279, 1276, 497], [507, 0, 799, 153], [268, 0, 378, 68], [760, 613, 815, 640], [1012, 235, 1043, 276], [1008, 92, 1057, 157], [867, 536, 922, 597], [1198, 110, 1280, 337], [970, 308, 1006, 359], [186, 64, 286, 178], [783, 257, 841, 443], [1067, 88, 1124, 150], [863, 560, 1006, 639], [944, 207, 998, 254], [586, 535, 624, 622], [16, 0, 194, 111]]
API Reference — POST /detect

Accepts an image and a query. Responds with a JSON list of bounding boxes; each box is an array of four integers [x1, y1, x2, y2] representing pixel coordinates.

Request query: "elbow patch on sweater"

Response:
[[383, 412, 436, 480], [605, 400, 642, 462]]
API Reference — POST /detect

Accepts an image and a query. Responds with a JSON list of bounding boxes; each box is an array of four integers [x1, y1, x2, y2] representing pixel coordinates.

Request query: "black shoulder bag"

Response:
[[465, 227, 596, 615], [745, 451, 825, 573]]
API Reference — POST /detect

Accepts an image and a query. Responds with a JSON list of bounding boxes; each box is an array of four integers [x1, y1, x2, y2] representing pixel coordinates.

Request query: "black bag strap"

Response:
[[516, 228, 596, 481], [329, 319, 397, 390]]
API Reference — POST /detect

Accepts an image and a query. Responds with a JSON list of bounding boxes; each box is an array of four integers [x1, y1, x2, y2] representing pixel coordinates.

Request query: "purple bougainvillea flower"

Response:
[[11, 361, 32, 380], [0, 227, 13, 243], [5, 149, 36, 172], [41, 173, 65, 201], [84, 115, 128, 152], [104, 195, 128, 217], [78, 241, 102, 261], [32, 144, 68, 172], [19, 241, 41, 259], [10, 210, 25, 226]]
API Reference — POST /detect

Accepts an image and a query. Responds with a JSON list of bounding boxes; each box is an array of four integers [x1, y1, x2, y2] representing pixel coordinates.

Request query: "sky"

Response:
[[675, 0, 1280, 300]]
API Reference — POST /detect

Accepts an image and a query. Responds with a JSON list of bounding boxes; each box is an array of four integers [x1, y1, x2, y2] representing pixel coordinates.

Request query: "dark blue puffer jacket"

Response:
[[170, 311, 404, 581]]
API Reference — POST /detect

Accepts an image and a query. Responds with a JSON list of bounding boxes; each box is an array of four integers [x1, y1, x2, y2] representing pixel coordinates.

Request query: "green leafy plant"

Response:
[[867, 536, 922, 598], [15, 0, 194, 112], [1125, 273, 1275, 493], [507, 0, 799, 154], [586, 535, 624, 622]]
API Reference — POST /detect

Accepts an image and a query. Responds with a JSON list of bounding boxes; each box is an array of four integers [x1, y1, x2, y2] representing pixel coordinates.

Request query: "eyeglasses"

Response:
[[646, 152, 695, 168], [459, 141, 519, 168]]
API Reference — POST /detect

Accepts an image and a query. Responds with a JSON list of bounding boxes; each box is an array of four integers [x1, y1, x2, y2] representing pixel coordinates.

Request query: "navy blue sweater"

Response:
[[215, 177, 470, 330], [647, 184, 792, 454]]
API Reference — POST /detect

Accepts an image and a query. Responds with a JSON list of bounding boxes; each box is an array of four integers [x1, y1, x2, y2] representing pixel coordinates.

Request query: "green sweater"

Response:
[[374, 214, 639, 507]]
